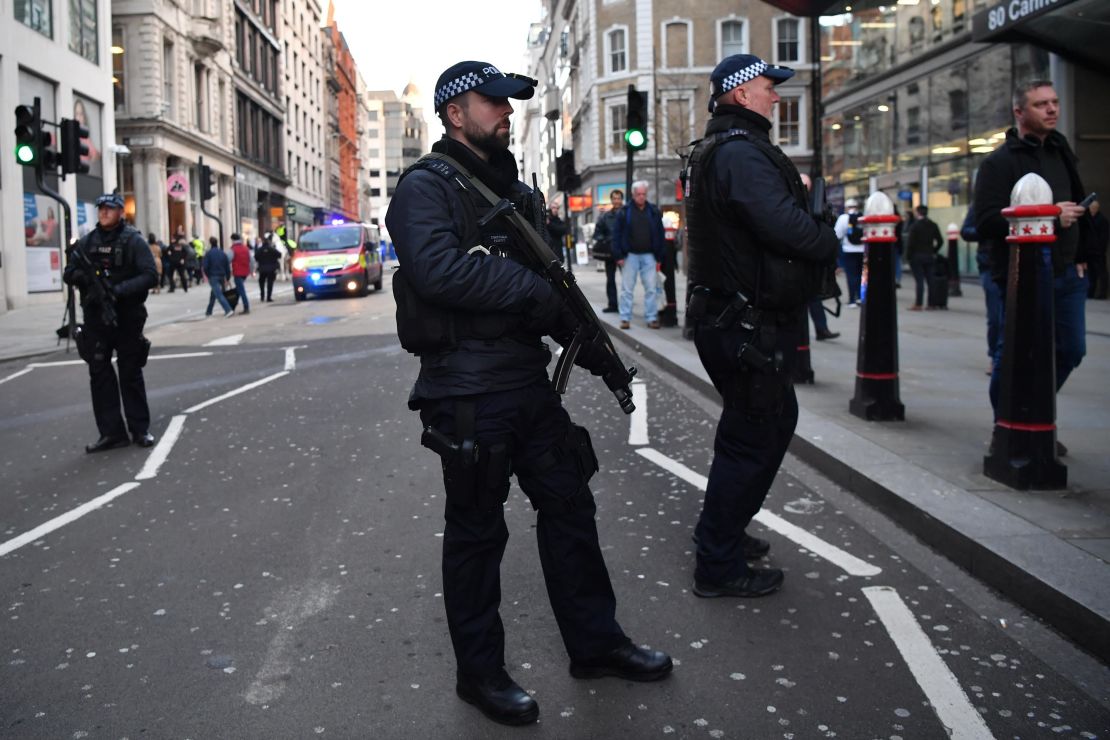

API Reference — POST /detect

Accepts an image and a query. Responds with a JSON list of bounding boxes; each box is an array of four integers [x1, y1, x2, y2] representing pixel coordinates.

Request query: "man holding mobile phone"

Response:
[[973, 80, 1091, 456]]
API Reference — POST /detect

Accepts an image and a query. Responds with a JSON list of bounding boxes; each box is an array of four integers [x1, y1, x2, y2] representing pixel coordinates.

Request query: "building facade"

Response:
[[323, 4, 358, 223], [521, 0, 815, 238], [1, 0, 119, 309], [816, 0, 1110, 275], [280, 0, 327, 239], [364, 86, 427, 233]]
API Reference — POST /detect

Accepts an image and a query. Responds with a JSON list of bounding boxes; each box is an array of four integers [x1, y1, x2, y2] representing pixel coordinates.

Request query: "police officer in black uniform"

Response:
[[684, 55, 838, 598], [63, 193, 158, 453], [385, 60, 672, 727]]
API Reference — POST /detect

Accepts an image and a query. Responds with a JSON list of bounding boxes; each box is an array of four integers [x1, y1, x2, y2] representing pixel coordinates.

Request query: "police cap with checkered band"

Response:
[[434, 61, 536, 114], [708, 54, 794, 113]]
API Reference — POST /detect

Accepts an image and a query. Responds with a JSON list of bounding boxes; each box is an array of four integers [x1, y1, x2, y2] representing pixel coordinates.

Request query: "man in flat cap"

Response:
[[63, 193, 158, 452], [386, 61, 672, 726], [684, 54, 838, 598]]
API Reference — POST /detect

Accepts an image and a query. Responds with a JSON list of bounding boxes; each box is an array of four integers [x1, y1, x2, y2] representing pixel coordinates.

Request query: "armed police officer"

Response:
[[684, 55, 838, 598], [385, 60, 671, 727], [63, 193, 159, 453]]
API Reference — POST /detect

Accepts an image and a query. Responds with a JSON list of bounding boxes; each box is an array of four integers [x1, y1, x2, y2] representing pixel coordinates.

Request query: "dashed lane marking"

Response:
[[183, 370, 290, 413], [204, 334, 244, 347], [629, 381, 649, 446], [135, 415, 187, 481], [863, 586, 995, 739], [0, 482, 141, 558], [634, 447, 882, 577]]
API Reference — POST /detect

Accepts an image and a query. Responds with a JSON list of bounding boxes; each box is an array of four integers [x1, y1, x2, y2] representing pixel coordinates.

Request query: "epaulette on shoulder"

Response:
[[400, 154, 469, 193]]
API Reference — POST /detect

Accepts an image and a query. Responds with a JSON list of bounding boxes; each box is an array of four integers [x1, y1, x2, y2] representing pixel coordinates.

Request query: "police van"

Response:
[[291, 222, 383, 301]]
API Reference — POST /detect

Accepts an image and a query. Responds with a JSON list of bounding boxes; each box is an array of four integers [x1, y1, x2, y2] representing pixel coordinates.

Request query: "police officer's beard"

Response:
[[463, 119, 510, 157]]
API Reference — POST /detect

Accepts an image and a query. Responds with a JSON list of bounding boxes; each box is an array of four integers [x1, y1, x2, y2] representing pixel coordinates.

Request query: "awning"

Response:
[[971, 0, 1109, 72]]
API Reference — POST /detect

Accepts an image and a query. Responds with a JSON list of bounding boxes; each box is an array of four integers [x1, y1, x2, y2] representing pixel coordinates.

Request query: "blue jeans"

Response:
[[619, 252, 658, 322], [234, 276, 250, 312], [206, 278, 232, 315], [989, 253, 1088, 411], [808, 299, 829, 333], [980, 268, 1003, 361], [842, 251, 864, 304]]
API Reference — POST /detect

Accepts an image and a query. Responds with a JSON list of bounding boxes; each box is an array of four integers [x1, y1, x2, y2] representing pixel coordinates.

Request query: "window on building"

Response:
[[664, 97, 692, 152], [163, 40, 175, 120], [664, 22, 689, 68], [68, 0, 98, 63], [721, 19, 746, 56], [607, 102, 627, 156], [112, 27, 125, 111], [776, 96, 801, 148], [607, 28, 626, 73], [776, 18, 800, 63], [15, 0, 52, 38], [194, 64, 207, 131]]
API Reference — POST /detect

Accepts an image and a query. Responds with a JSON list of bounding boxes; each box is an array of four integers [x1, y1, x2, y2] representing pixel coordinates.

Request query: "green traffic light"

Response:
[[625, 129, 646, 150], [15, 143, 35, 164]]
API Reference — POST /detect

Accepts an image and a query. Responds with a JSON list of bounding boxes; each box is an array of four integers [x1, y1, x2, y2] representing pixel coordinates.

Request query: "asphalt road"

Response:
[[1, 287, 1107, 739]]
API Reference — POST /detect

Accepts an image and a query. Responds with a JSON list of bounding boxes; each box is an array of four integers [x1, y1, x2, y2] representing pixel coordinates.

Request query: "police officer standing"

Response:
[[63, 193, 159, 452], [684, 55, 838, 598], [385, 60, 671, 727]]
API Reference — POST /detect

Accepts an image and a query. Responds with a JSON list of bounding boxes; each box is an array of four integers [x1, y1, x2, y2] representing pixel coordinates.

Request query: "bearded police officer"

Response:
[[385, 60, 672, 727], [684, 55, 838, 598], [63, 193, 158, 453]]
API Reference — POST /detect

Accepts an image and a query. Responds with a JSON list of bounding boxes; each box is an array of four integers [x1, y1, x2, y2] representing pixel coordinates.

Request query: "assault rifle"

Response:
[[67, 244, 118, 327], [423, 153, 637, 415]]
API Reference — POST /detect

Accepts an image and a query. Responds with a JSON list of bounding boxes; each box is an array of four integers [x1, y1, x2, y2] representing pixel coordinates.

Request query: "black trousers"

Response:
[[419, 381, 627, 678], [258, 270, 276, 300], [692, 319, 798, 584], [167, 265, 189, 292], [603, 259, 618, 309], [83, 312, 150, 439]]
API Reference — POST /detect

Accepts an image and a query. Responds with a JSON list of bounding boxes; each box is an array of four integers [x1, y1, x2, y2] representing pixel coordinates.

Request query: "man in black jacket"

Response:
[[385, 60, 671, 727], [254, 234, 281, 302], [591, 189, 623, 312], [905, 205, 943, 310], [685, 54, 838, 598], [63, 193, 158, 452], [974, 81, 1090, 421]]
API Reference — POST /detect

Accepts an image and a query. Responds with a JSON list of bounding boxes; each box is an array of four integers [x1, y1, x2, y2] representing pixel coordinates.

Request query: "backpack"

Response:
[[847, 212, 864, 245]]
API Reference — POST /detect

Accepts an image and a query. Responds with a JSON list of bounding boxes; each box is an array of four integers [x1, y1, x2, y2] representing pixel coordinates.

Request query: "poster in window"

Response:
[[21, 70, 63, 293], [73, 94, 103, 177]]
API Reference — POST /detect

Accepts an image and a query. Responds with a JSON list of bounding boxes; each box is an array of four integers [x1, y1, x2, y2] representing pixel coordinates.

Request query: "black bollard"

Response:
[[983, 191, 1066, 489], [946, 223, 963, 297], [792, 304, 815, 384], [849, 196, 905, 421]]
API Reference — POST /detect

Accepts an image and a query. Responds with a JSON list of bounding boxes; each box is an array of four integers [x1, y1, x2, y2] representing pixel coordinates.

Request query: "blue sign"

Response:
[[897, 189, 913, 201]]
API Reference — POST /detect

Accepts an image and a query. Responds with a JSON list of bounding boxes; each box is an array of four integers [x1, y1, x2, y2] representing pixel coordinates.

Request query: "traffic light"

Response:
[[556, 150, 580, 192], [625, 86, 647, 152], [199, 163, 216, 201], [60, 118, 90, 175], [14, 105, 37, 166]]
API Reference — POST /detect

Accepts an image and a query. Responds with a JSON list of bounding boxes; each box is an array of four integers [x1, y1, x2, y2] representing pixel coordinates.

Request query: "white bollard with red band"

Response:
[[983, 173, 1066, 489], [849, 191, 905, 421]]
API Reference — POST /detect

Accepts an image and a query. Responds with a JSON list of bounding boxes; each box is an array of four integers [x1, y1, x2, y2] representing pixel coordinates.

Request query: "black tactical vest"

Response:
[[392, 155, 536, 355]]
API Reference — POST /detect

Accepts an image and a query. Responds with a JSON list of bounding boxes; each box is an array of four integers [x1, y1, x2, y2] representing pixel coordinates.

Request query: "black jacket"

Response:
[[685, 105, 838, 311], [385, 137, 563, 406], [63, 221, 157, 323], [905, 217, 943, 259], [974, 127, 1088, 282], [255, 243, 281, 272]]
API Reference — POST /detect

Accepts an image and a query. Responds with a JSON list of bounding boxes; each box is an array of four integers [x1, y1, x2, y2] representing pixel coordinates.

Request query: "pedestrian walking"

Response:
[[385, 59, 672, 727], [545, 202, 569, 266], [62, 193, 158, 452], [165, 238, 190, 293], [202, 239, 234, 317], [255, 236, 281, 302], [613, 181, 666, 329], [190, 234, 205, 285], [684, 54, 838, 598], [974, 80, 1091, 450], [906, 205, 944, 310], [147, 232, 163, 295], [834, 198, 865, 306], [591, 189, 623, 313], [230, 235, 251, 314]]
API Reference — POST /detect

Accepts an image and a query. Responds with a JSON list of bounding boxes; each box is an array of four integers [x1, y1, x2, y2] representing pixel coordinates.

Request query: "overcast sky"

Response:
[[330, 0, 543, 125]]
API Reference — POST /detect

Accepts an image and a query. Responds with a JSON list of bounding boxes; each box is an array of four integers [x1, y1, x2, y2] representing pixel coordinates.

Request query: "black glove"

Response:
[[572, 339, 613, 378], [524, 294, 574, 337]]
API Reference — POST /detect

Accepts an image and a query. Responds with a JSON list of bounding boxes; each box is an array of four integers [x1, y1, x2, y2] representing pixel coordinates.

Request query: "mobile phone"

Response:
[[1079, 192, 1097, 210]]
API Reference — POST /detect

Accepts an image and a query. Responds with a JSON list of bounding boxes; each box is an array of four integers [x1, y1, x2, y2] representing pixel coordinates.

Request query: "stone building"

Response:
[[280, 0, 327, 239], [363, 86, 427, 232]]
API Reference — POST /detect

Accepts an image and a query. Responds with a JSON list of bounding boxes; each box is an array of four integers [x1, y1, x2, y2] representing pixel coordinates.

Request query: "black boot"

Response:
[[85, 435, 130, 454], [455, 670, 538, 726], [569, 642, 673, 681]]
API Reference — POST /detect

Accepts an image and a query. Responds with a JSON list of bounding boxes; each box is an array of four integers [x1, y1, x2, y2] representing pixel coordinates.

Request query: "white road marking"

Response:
[[135, 415, 187, 480], [863, 586, 995, 739], [284, 347, 296, 371], [147, 352, 215, 361], [204, 334, 244, 347], [628, 381, 649, 446], [634, 447, 882, 577], [0, 482, 141, 558], [183, 371, 289, 413], [0, 367, 36, 385], [26, 360, 85, 367]]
